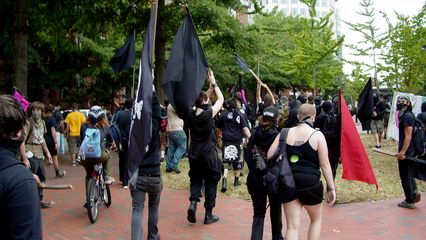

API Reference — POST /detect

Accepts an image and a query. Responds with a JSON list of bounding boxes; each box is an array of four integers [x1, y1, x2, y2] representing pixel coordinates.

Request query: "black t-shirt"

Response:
[[216, 109, 248, 143], [398, 112, 415, 155], [188, 108, 214, 143], [53, 110, 63, 131], [372, 101, 387, 120], [44, 116, 57, 142]]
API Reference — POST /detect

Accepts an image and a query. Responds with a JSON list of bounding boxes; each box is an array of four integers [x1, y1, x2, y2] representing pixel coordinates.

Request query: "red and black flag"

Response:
[[356, 78, 374, 131], [162, 9, 209, 120], [109, 33, 136, 73], [339, 89, 378, 189], [128, 4, 157, 187]]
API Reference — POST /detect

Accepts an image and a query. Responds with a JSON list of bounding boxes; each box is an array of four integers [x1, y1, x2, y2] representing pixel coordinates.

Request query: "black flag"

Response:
[[162, 12, 208, 120], [128, 6, 156, 187], [110, 33, 136, 73], [356, 78, 374, 131], [235, 53, 251, 73]]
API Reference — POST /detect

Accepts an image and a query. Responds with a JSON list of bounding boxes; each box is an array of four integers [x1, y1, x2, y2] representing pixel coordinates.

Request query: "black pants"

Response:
[[119, 144, 129, 186], [29, 157, 46, 201], [249, 189, 284, 240], [398, 160, 417, 203], [188, 168, 220, 211], [329, 148, 340, 180]]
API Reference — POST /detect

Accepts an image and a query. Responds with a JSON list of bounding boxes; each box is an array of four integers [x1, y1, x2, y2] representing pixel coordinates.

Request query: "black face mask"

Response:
[[396, 103, 407, 111], [199, 104, 210, 111], [1, 136, 24, 154]]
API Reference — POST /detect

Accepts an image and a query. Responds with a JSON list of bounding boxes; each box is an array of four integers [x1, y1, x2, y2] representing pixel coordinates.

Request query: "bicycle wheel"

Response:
[[87, 178, 99, 223], [104, 184, 112, 207]]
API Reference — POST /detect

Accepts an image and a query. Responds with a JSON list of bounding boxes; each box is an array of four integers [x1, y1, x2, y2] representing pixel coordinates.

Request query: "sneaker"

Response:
[[76, 156, 82, 165], [375, 145, 381, 148], [56, 170, 66, 178], [172, 167, 181, 174], [397, 200, 415, 209], [415, 190, 421, 203], [72, 161, 76, 167], [165, 168, 172, 173], [40, 201, 55, 209], [104, 176, 115, 185], [122, 185, 129, 190]]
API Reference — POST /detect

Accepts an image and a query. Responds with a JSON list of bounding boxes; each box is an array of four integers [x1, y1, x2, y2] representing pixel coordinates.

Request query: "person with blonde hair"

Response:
[[268, 103, 336, 240]]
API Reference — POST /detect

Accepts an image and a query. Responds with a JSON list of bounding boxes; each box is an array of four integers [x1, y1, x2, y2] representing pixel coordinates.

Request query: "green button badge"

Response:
[[290, 154, 299, 163]]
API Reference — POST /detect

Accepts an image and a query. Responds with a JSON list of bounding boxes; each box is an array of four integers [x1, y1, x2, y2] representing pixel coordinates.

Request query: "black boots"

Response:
[[221, 177, 227, 193], [187, 201, 197, 223], [204, 210, 219, 224], [234, 177, 240, 187]]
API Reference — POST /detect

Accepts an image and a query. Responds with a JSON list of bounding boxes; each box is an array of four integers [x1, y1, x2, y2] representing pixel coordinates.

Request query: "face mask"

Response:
[[200, 104, 210, 111], [2, 136, 24, 154], [396, 103, 407, 111], [32, 110, 41, 121]]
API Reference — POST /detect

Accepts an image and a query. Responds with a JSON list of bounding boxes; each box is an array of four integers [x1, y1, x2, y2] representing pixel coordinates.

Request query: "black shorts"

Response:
[[291, 173, 323, 206], [45, 136, 58, 156], [222, 141, 242, 170]]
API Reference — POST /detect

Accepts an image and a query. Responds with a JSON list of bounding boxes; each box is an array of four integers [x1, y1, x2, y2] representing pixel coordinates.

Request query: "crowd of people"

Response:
[[1, 69, 426, 239]]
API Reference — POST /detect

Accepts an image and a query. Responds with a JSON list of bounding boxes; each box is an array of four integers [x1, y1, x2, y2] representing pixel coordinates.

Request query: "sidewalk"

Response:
[[42, 159, 426, 240]]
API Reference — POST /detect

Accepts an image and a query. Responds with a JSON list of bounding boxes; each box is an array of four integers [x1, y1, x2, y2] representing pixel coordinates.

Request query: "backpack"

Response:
[[263, 128, 297, 202], [323, 111, 338, 138], [80, 127, 102, 160], [408, 113, 426, 158]]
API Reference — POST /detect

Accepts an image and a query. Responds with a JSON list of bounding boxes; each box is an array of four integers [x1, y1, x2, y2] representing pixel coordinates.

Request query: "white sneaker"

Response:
[[104, 176, 115, 185], [122, 186, 129, 189]]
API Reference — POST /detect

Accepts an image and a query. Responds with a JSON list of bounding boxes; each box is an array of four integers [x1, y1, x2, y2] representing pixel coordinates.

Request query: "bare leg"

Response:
[[283, 200, 303, 240], [304, 203, 323, 240]]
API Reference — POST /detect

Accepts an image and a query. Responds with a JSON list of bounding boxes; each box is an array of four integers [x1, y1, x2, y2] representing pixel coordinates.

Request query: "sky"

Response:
[[336, 0, 425, 77]]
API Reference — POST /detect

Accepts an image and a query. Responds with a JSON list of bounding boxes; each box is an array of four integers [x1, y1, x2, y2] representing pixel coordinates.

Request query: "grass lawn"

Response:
[[161, 133, 426, 204]]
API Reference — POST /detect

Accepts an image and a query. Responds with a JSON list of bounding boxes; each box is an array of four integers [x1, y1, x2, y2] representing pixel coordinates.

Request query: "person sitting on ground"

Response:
[[0, 95, 42, 239], [44, 104, 65, 178], [245, 106, 284, 240], [80, 106, 117, 194], [268, 103, 336, 240], [19, 101, 55, 209]]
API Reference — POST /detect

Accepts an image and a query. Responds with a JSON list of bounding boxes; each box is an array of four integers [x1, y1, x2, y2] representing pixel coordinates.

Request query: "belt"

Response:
[[140, 173, 161, 177]]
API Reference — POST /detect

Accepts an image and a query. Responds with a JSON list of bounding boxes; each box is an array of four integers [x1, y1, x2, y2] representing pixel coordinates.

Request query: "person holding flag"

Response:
[[186, 69, 224, 225]]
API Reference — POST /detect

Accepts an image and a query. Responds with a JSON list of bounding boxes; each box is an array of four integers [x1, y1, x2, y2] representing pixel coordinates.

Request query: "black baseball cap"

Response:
[[262, 106, 278, 119]]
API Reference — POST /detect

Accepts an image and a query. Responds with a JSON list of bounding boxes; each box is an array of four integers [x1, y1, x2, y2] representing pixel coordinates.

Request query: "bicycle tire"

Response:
[[87, 178, 99, 223], [104, 184, 112, 207]]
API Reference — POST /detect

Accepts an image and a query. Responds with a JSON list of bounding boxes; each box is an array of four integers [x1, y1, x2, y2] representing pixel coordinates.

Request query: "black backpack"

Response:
[[408, 113, 426, 158], [263, 128, 298, 202], [323, 111, 338, 138]]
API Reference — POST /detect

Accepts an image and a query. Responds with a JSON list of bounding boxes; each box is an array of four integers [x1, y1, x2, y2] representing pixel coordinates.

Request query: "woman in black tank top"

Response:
[[268, 103, 336, 240]]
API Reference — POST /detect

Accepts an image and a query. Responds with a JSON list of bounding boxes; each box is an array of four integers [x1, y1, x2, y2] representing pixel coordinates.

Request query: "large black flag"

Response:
[[128, 5, 156, 187], [235, 53, 251, 73], [110, 33, 136, 73], [356, 78, 374, 131], [162, 11, 208, 120]]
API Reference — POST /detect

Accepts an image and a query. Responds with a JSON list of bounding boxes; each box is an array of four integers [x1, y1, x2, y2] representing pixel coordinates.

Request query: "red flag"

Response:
[[339, 90, 378, 189]]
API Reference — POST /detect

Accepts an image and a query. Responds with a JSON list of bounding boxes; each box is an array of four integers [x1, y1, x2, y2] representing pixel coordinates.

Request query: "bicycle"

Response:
[[86, 162, 111, 223]]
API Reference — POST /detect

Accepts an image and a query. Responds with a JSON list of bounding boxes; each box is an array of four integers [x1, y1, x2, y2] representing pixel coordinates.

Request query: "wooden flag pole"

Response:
[[248, 69, 275, 104]]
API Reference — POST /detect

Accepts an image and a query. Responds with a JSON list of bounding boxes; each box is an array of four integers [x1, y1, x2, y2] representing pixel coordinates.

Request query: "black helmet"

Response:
[[88, 105, 105, 123]]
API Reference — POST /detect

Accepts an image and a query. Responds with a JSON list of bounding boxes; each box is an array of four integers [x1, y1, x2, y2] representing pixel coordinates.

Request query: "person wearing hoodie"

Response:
[[0, 95, 42, 239]]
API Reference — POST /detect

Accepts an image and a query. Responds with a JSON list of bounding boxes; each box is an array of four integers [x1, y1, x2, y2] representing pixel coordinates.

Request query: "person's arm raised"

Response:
[[209, 69, 224, 118]]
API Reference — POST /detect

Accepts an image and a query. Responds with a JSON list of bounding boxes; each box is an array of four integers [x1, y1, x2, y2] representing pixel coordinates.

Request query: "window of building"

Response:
[[291, 0, 298, 4], [283, 8, 289, 15], [300, 8, 306, 16], [322, 0, 328, 7], [291, 8, 298, 15], [272, 0, 278, 3], [316, 0, 320, 7]]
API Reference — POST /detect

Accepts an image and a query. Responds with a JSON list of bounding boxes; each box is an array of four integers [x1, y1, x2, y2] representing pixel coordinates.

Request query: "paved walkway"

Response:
[[42, 158, 426, 240]]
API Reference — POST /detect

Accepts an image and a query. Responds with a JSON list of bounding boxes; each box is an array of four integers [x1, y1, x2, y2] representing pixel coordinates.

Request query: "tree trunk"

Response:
[[13, 0, 28, 97], [154, 0, 166, 104]]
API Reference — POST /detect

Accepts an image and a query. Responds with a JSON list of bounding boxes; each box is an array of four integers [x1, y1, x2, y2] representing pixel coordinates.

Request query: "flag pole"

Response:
[[248, 68, 275, 104], [132, 30, 136, 98], [151, 0, 158, 60]]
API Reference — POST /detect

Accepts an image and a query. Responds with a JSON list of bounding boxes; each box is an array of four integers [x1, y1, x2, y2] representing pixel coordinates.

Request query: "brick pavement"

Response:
[[41, 158, 426, 240]]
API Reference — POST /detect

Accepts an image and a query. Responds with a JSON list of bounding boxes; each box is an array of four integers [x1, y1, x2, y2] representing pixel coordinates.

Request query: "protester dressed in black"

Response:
[[245, 106, 284, 240], [396, 95, 421, 209], [186, 69, 224, 224]]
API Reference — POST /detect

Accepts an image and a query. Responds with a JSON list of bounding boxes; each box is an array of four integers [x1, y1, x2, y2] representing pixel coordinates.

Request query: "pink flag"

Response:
[[13, 89, 30, 112]]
